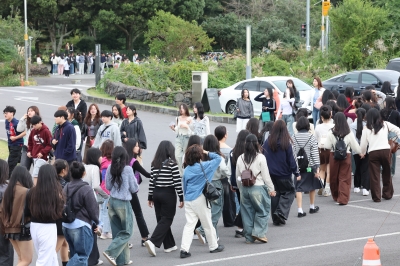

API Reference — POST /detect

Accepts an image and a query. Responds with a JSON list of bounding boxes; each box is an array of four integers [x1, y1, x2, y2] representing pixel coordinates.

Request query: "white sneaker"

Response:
[[323, 188, 331, 197], [354, 187, 360, 193], [362, 189, 370, 196], [128, 243, 133, 249], [124, 260, 133, 265], [193, 234, 199, 240], [144, 240, 156, 257], [164, 246, 177, 253], [100, 232, 112, 239], [103, 252, 116, 266], [95, 260, 103, 265], [195, 229, 206, 245]]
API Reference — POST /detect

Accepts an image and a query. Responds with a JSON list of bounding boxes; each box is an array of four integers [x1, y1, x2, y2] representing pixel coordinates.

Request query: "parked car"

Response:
[[386, 58, 400, 73], [218, 76, 313, 116], [322, 69, 399, 96]]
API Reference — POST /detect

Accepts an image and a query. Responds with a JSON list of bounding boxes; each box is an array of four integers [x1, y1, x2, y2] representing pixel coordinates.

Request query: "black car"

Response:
[[386, 58, 400, 72], [322, 70, 399, 96]]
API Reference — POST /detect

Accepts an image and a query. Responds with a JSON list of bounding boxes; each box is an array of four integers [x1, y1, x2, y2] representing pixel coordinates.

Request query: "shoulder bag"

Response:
[[20, 189, 31, 238], [200, 164, 221, 207]]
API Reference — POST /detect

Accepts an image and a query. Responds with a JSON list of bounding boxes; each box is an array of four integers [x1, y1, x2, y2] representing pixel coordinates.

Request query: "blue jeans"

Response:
[[282, 114, 294, 136], [70, 63, 74, 74], [312, 107, 319, 127], [105, 197, 133, 265], [240, 185, 271, 243], [100, 198, 111, 233], [52, 64, 57, 74], [197, 180, 224, 237], [63, 226, 93, 266]]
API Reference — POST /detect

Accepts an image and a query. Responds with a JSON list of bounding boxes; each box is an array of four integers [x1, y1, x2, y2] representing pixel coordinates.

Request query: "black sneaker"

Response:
[[180, 250, 191, 258], [298, 212, 307, 218], [309, 206, 320, 214], [210, 245, 225, 253], [235, 230, 244, 238]]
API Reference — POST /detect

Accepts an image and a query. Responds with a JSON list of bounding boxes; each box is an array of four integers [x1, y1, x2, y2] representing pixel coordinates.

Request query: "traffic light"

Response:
[[301, 23, 306, 38]]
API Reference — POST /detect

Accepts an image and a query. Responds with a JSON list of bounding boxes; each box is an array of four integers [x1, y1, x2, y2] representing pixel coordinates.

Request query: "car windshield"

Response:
[[273, 79, 312, 92], [375, 71, 400, 85]]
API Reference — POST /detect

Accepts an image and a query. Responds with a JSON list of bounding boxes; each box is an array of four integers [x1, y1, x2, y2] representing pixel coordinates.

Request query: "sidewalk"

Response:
[[34, 74, 95, 86]]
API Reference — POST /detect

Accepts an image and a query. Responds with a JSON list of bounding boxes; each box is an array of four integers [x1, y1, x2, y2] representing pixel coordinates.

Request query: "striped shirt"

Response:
[[292, 131, 320, 168], [148, 161, 183, 202]]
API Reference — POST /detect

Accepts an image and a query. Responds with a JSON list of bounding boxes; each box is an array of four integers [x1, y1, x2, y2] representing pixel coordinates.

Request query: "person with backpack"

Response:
[[236, 134, 275, 243], [0, 160, 14, 266], [324, 112, 361, 205], [92, 110, 122, 148], [144, 141, 183, 256], [350, 108, 370, 196], [103, 147, 138, 266], [293, 117, 322, 218], [62, 162, 101, 266], [360, 108, 400, 202], [262, 120, 298, 225], [123, 139, 151, 247]]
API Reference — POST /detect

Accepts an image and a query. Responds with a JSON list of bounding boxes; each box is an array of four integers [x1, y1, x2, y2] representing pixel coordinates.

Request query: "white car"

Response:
[[218, 76, 314, 116]]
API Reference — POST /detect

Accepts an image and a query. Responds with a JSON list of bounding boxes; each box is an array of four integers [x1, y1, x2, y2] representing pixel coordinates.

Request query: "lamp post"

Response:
[[246, 25, 251, 80], [24, 0, 29, 81]]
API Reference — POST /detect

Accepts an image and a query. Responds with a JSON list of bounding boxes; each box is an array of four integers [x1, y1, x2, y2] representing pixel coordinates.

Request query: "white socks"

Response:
[[298, 208, 303, 213], [310, 204, 315, 209]]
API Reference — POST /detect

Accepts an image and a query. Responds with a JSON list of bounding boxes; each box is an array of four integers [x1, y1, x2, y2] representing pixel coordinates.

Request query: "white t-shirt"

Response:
[[314, 120, 334, 148]]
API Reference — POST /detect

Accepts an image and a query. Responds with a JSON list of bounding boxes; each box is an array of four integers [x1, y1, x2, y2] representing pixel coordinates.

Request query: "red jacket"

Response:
[[28, 123, 52, 161]]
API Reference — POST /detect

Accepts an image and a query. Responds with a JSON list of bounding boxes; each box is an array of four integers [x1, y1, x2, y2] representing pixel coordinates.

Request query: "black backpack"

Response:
[[62, 183, 87, 223], [333, 134, 348, 160], [294, 136, 312, 173]]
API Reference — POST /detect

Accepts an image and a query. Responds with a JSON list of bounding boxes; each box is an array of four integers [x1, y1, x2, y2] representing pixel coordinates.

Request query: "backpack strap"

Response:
[[66, 183, 88, 212], [153, 159, 170, 184]]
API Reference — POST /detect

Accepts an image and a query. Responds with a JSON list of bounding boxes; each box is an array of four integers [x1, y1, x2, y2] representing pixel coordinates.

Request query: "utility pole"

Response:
[[322, 0, 331, 52], [24, 0, 29, 81], [246, 25, 252, 79], [306, 0, 310, 51]]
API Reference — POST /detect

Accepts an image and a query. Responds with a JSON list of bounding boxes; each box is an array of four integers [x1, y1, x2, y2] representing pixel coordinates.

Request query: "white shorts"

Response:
[[32, 159, 48, 177]]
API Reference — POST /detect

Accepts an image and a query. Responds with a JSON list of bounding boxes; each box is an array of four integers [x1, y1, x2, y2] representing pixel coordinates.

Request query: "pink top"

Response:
[[101, 157, 111, 195]]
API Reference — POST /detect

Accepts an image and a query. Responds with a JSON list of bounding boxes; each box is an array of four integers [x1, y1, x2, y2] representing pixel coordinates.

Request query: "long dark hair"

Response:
[[355, 108, 366, 140], [84, 103, 101, 126], [124, 138, 139, 162], [26, 106, 40, 128], [366, 108, 383, 134], [245, 118, 260, 139], [29, 165, 64, 221], [152, 140, 176, 169], [268, 120, 292, 152], [2, 166, 33, 221], [344, 87, 354, 100], [332, 112, 350, 137], [232, 130, 250, 165], [84, 148, 102, 169], [187, 135, 202, 148], [286, 79, 297, 97], [260, 121, 274, 136], [241, 89, 249, 100], [112, 104, 123, 119], [321, 90, 335, 105], [244, 134, 259, 164], [203, 135, 223, 162], [336, 94, 350, 112], [179, 104, 190, 116], [110, 146, 129, 190], [382, 96, 396, 119], [381, 81, 393, 95], [193, 102, 205, 120], [0, 159, 8, 185]]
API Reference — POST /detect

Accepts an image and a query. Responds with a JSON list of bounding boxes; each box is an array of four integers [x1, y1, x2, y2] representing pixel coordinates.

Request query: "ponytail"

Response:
[[356, 108, 366, 140]]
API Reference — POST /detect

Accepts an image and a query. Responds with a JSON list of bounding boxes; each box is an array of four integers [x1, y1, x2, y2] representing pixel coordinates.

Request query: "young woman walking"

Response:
[[350, 108, 370, 196], [83, 104, 102, 161], [123, 139, 151, 247], [263, 120, 298, 225], [0, 159, 14, 266], [312, 77, 325, 127], [314, 105, 334, 197], [0, 166, 33, 266], [192, 102, 210, 142], [277, 86, 296, 136], [360, 108, 400, 202], [144, 141, 183, 256], [236, 134, 275, 243], [99, 140, 113, 240], [170, 103, 193, 175], [325, 113, 361, 205], [293, 117, 321, 217], [17, 106, 40, 170], [254, 87, 276, 125], [103, 147, 138, 266], [27, 164, 64, 266], [246, 118, 262, 144], [236, 89, 254, 132]]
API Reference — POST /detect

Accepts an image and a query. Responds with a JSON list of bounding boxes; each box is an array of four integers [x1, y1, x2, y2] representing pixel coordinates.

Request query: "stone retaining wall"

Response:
[[105, 81, 192, 107]]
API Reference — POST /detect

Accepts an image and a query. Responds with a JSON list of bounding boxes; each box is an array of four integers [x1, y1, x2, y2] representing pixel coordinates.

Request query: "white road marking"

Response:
[[175, 232, 400, 266], [41, 85, 79, 90], [346, 204, 400, 215], [0, 89, 30, 93], [14, 97, 39, 101], [13, 87, 56, 92], [348, 195, 400, 203], [64, 84, 93, 88], [14, 98, 59, 107]]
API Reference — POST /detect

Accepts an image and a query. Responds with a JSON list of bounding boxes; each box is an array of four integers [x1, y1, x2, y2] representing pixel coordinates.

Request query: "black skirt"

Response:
[[295, 171, 323, 192]]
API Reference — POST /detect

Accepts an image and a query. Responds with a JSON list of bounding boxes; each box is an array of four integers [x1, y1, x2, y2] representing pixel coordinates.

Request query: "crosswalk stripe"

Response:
[[13, 87, 56, 92], [0, 89, 30, 93], [63, 84, 93, 88]]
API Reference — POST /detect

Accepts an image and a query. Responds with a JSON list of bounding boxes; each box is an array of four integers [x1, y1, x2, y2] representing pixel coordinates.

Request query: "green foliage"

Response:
[[0, 74, 20, 86], [75, 37, 96, 53], [173, 0, 205, 21], [342, 38, 363, 70], [144, 11, 213, 60], [0, 15, 40, 46]]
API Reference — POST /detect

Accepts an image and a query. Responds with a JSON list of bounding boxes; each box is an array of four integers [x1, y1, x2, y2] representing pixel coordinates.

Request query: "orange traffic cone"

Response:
[[362, 238, 381, 266]]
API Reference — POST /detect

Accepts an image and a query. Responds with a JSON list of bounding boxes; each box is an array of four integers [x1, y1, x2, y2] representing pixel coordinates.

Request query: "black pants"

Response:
[[8, 146, 22, 178], [353, 154, 370, 190], [65, 70, 70, 77], [130, 192, 149, 238], [0, 232, 13, 266], [87, 232, 99, 266], [221, 178, 236, 227], [149, 187, 177, 249], [271, 177, 295, 223]]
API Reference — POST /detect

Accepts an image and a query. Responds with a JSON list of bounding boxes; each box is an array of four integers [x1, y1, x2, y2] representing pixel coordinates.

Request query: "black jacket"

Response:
[[120, 117, 147, 149], [66, 99, 88, 121]]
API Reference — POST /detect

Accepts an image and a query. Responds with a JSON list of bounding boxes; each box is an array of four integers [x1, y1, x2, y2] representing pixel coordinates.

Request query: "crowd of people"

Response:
[[0, 74, 400, 265]]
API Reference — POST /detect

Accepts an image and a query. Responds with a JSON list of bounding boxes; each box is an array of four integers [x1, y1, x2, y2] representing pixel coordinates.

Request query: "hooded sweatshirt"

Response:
[[28, 123, 52, 160], [53, 121, 77, 162], [120, 117, 147, 149], [92, 122, 122, 148], [182, 152, 221, 201]]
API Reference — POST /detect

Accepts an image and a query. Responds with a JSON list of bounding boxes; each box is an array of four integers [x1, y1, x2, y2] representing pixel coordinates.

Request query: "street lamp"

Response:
[[24, 0, 29, 81]]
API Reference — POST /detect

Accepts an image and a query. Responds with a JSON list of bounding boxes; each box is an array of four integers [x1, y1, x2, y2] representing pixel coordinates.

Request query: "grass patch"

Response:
[[0, 140, 9, 160]]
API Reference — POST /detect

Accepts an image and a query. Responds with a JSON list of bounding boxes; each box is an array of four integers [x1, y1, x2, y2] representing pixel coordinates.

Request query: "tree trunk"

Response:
[[56, 24, 73, 54]]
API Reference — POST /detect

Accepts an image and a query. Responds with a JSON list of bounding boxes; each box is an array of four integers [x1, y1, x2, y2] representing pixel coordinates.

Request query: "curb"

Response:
[[81, 90, 236, 125]]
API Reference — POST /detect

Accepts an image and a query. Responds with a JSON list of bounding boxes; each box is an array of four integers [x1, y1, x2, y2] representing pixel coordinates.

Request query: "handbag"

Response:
[[388, 138, 399, 153], [20, 189, 31, 238], [261, 111, 271, 122], [200, 164, 221, 206]]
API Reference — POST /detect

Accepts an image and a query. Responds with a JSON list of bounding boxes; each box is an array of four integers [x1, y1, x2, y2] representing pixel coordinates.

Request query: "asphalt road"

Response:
[[1, 75, 399, 266]]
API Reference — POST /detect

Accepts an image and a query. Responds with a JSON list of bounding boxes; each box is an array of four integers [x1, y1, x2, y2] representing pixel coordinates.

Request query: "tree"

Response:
[[144, 11, 213, 60], [173, 0, 205, 21], [0, 14, 40, 46]]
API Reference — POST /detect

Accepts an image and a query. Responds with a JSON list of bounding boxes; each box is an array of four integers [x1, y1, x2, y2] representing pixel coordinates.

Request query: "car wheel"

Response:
[[226, 100, 237, 114]]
